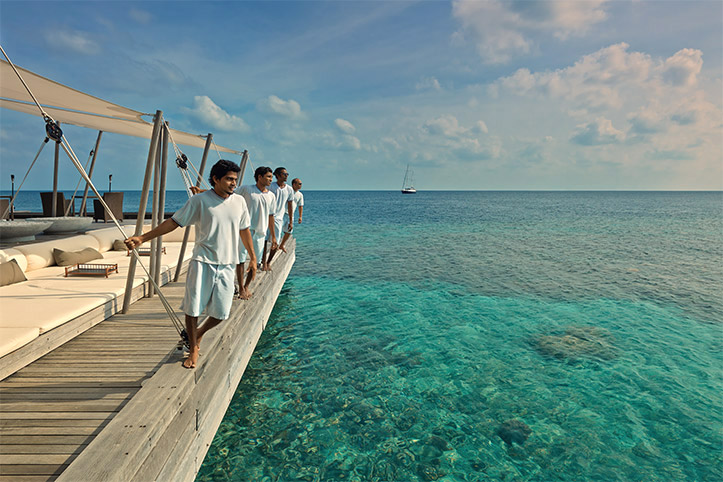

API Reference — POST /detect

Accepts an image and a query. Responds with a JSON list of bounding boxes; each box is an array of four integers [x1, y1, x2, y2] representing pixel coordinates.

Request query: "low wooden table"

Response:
[[64, 262, 119, 278]]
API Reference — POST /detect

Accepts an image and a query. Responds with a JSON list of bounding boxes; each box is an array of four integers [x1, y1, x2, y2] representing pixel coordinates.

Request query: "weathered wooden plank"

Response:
[[0, 400, 129, 412], [0, 444, 86, 455], [0, 392, 132, 401], [0, 464, 67, 476], [0, 476, 58, 481], [0, 436, 92, 445], [0, 426, 105, 436], [0, 386, 133, 394], [0, 420, 109, 428], [0, 412, 115, 420], [0, 381, 143, 388]]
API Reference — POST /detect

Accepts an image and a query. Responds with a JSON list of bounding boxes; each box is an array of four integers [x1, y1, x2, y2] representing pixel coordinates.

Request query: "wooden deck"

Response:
[[0, 240, 295, 481]]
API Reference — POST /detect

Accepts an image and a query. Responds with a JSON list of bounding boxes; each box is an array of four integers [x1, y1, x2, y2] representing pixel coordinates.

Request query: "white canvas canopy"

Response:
[[0, 59, 244, 155]]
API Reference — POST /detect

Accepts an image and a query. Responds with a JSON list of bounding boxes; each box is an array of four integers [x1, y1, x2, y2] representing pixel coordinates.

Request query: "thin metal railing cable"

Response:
[[0, 137, 49, 219], [1, 45, 187, 341], [63, 148, 95, 216]]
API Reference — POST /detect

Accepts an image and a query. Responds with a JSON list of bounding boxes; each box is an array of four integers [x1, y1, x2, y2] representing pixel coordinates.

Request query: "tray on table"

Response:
[[64, 263, 119, 278]]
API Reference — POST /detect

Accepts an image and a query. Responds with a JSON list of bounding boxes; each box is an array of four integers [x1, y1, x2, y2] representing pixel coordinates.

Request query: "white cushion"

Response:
[[0, 248, 28, 272], [0, 327, 40, 358], [86, 225, 138, 252], [15, 235, 101, 272]]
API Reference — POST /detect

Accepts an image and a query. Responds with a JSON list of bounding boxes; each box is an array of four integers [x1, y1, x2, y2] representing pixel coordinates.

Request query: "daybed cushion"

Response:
[[1, 241, 194, 335], [53, 247, 103, 267], [0, 327, 40, 358], [87, 225, 138, 252], [0, 248, 28, 272], [0, 259, 27, 287], [15, 235, 101, 272]]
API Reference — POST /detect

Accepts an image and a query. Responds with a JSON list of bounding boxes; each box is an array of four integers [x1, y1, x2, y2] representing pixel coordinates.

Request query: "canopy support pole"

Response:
[[239, 150, 249, 185], [80, 131, 102, 216], [149, 130, 162, 297], [154, 124, 169, 292], [174, 133, 212, 282], [52, 124, 60, 217], [123, 110, 163, 314]]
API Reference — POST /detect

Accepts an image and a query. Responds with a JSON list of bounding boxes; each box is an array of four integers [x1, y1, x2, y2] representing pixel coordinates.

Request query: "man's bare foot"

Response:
[[279, 245, 287, 253], [238, 287, 252, 300], [182, 346, 199, 368], [261, 263, 272, 272]]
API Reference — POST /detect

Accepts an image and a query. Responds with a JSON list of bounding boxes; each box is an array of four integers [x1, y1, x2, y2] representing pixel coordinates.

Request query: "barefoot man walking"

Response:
[[237, 166, 276, 298], [266, 167, 294, 266], [125, 160, 257, 368]]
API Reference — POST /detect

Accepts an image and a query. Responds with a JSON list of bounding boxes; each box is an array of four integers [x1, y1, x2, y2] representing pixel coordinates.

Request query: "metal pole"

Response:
[[52, 124, 60, 217], [80, 131, 102, 216], [122, 110, 163, 314], [174, 133, 213, 282], [154, 124, 169, 290]]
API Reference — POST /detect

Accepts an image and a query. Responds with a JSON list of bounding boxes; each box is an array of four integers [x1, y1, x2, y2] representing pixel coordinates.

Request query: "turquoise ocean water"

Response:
[[6, 190, 722, 480], [190, 191, 722, 481]]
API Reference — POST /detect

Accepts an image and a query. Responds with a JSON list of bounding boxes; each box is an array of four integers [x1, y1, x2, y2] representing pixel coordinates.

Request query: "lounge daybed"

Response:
[[0, 225, 195, 379]]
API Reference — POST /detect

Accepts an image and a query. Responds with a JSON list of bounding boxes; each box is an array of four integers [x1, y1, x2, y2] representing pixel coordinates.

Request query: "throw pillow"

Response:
[[53, 247, 103, 267], [112, 239, 127, 251], [0, 259, 27, 287]]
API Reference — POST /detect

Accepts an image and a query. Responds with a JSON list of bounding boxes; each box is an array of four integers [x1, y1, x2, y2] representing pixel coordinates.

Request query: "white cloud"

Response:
[[662, 48, 703, 87], [418, 114, 498, 160], [129, 8, 152, 24], [187, 96, 249, 132], [47, 30, 100, 55], [452, 0, 608, 64], [571, 117, 625, 145], [258, 95, 305, 119], [334, 118, 356, 134], [416, 76, 442, 92]]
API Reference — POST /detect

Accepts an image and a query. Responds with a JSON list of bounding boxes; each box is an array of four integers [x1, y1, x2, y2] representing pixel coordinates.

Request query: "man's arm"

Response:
[[268, 214, 277, 249], [125, 218, 180, 249], [239, 228, 257, 279], [298, 205, 303, 224], [286, 200, 293, 231]]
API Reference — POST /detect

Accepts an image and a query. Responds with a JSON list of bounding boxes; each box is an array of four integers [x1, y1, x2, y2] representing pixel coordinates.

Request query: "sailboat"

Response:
[[401, 164, 417, 194]]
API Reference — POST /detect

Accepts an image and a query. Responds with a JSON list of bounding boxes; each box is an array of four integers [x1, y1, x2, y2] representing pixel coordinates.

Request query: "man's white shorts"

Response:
[[239, 230, 266, 264], [180, 260, 235, 320], [267, 216, 284, 243]]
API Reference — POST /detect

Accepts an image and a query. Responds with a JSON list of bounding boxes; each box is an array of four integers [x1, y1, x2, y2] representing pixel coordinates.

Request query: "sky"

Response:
[[0, 0, 721, 191]]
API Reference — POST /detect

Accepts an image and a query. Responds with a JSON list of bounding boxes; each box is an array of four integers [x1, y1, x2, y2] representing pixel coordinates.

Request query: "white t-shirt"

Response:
[[172, 190, 250, 265], [284, 191, 304, 221], [269, 182, 294, 219], [237, 184, 276, 235]]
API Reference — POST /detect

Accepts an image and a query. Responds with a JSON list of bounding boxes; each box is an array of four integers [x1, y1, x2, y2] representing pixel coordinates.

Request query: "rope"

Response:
[[1, 46, 187, 343], [1, 138, 50, 219], [164, 123, 210, 194]]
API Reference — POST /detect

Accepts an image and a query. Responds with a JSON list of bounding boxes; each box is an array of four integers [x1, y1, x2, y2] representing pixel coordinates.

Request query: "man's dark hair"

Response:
[[273, 166, 287, 177], [209, 159, 240, 186], [254, 166, 273, 181]]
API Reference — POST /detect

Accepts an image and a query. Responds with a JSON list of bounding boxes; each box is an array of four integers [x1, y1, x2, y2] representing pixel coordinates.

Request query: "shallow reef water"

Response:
[[197, 191, 722, 481]]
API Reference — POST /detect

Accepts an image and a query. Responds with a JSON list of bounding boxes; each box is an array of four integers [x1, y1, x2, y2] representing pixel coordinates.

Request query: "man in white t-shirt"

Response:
[[236, 166, 277, 298], [278, 177, 304, 252], [125, 160, 256, 369], [266, 167, 294, 266]]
